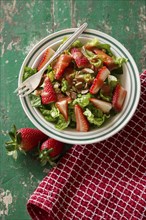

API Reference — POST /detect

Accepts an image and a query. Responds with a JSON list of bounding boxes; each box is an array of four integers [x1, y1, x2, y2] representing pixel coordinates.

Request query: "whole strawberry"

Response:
[[39, 138, 64, 166], [5, 125, 48, 159]]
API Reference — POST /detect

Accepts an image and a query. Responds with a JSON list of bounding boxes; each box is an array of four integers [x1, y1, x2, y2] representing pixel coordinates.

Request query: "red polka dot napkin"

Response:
[[27, 72, 146, 220]]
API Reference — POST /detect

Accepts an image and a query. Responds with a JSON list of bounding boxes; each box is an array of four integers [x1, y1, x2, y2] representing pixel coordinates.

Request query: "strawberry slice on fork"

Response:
[[37, 48, 55, 71], [90, 66, 110, 94]]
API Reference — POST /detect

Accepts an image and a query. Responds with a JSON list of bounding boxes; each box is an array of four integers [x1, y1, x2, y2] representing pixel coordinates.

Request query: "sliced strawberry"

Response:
[[64, 66, 75, 86], [90, 66, 110, 94], [39, 138, 64, 166], [90, 98, 112, 113], [112, 84, 127, 112], [37, 48, 55, 71], [71, 48, 90, 68], [56, 93, 66, 101], [56, 98, 71, 121], [54, 54, 72, 80], [41, 77, 57, 105], [93, 49, 117, 70], [100, 84, 111, 97], [74, 104, 89, 132], [56, 93, 72, 102]]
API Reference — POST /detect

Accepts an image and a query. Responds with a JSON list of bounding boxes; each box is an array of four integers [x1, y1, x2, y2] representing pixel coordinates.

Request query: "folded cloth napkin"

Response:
[[27, 72, 146, 220]]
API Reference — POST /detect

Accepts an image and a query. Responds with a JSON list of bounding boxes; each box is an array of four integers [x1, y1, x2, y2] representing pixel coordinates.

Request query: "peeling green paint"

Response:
[[0, 0, 145, 219]]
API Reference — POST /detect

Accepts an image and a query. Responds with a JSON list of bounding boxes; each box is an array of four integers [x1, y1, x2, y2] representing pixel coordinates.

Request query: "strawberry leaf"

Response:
[[16, 132, 21, 145], [11, 124, 16, 133], [40, 159, 47, 166], [8, 132, 15, 141], [5, 144, 16, 152], [19, 147, 26, 155], [39, 148, 54, 167]]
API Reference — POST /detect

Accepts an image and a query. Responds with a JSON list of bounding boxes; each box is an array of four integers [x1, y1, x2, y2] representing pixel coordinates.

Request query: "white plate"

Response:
[[18, 28, 141, 144]]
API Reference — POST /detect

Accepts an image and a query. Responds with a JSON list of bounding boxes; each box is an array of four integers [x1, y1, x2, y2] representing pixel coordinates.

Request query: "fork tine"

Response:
[[17, 86, 29, 96], [19, 89, 31, 97], [14, 87, 19, 93], [14, 84, 26, 93]]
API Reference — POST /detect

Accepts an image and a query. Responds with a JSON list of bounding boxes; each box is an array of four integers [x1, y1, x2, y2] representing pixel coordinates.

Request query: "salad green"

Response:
[[23, 37, 127, 131]]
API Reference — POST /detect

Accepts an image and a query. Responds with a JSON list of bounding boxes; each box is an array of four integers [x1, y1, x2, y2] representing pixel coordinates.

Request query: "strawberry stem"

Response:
[[5, 125, 22, 160], [39, 148, 56, 167]]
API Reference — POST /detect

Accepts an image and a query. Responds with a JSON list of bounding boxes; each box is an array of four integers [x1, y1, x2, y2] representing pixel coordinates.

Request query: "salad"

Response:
[[23, 38, 127, 132]]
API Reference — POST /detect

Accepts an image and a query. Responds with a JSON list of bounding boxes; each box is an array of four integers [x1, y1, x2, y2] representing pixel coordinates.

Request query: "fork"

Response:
[[15, 23, 88, 97]]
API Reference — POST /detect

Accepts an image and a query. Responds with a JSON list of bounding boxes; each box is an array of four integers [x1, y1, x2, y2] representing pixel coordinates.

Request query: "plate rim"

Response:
[[18, 28, 141, 144]]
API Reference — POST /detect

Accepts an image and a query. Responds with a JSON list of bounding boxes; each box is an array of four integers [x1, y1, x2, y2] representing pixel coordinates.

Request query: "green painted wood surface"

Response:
[[0, 0, 145, 219]]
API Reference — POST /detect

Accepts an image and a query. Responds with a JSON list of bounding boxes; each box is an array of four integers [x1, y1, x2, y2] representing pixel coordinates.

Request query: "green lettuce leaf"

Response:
[[99, 90, 112, 102], [90, 59, 102, 67], [82, 48, 103, 67], [84, 108, 109, 127], [71, 39, 83, 48], [61, 36, 68, 44], [85, 38, 100, 47], [61, 37, 82, 50], [113, 57, 128, 67], [50, 105, 60, 118], [83, 49, 97, 58], [47, 65, 53, 72], [61, 78, 69, 93], [55, 114, 70, 130], [85, 38, 113, 56], [68, 103, 76, 123], [47, 70, 55, 82], [99, 76, 118, 102], [29, 94, 42, 107], [83, 74, 94, 83], [39, 109, 55, 122], [97, 44, 113, 56], [23, 66, 37, 81], [73, 93, 91, 108], [39, 105, 60, 122]]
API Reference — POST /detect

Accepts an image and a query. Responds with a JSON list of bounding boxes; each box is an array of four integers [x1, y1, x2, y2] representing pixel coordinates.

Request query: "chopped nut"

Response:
[[82, 68, 94, 74], [76, 75, 84, 80], [84, 83, 88, 89], [54, 82, 60, 88], [33, 89, 42, 96], [72, 86, 77, 91], [75, 82, 82, 86], [81, 89, 89, 94], [75, 82, 83, 89], [66, 91, 71, 96], [71, 92, 77, 99]]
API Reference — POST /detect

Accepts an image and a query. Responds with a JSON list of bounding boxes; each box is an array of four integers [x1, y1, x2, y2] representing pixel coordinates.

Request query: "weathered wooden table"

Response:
[[0, 0, 145, 219]]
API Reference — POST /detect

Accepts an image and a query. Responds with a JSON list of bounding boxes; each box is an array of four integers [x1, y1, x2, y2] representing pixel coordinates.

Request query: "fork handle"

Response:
[[40, 23, 88, 74]]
